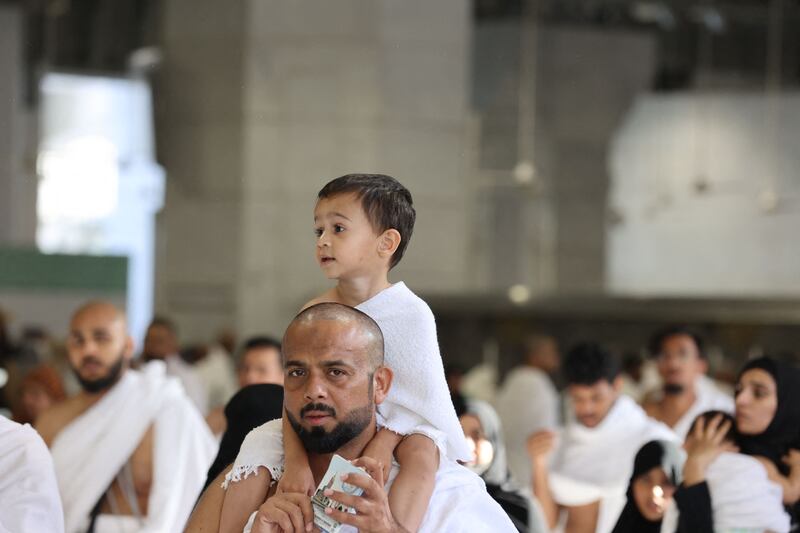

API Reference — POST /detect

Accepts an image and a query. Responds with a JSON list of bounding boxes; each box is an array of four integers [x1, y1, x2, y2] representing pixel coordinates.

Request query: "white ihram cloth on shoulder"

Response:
[[660, 452, 791, 533], [670, 377, 735, 439], [50, 361, 217, 533], [0, 416, 64, 533], [548, 395, 677, 533], [230, 419, 517, 533], [355, 282, 470, 461]]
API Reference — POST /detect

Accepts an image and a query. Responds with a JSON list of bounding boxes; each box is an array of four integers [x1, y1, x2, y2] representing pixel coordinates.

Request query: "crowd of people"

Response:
[[1, 173, 799, 533]]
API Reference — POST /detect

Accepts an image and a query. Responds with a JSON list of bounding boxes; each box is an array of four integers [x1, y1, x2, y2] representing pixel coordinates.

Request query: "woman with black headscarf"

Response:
[[669, 356, 800, 532], [611, 440, 684, 533]]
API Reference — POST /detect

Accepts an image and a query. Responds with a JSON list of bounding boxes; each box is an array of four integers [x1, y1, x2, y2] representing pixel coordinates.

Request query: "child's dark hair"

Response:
[[563, 342, 620, 386], [691, 410, 735, 442], [318, 174, 416, 269]]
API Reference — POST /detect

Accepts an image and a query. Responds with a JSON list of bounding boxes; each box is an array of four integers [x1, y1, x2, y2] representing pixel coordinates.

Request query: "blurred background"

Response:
[[2, 0, 800, 407]]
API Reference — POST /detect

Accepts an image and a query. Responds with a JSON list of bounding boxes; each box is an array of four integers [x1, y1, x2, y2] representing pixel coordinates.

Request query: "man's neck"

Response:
[[660, 386, 697, 414], [335, 274, 392, 307]]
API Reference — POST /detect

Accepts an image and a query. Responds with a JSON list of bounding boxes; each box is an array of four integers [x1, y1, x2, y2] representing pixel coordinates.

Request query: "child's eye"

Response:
[[334, 225, 345, 233], [314, 228, 323, 237]]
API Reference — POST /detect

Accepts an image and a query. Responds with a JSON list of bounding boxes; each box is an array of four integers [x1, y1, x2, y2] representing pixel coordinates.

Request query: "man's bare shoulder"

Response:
[[300, 288, 341, 311], [36, 395, 86, 447]]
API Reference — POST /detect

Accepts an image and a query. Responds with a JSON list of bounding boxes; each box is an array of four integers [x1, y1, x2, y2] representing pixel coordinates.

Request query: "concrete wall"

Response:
[[0, 6, 37, 247], [608, 93, 800, 296]]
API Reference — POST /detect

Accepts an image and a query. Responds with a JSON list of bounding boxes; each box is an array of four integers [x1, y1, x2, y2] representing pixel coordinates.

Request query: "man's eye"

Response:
[[288, 369, 305, 377], [329, 368, 345, 377]]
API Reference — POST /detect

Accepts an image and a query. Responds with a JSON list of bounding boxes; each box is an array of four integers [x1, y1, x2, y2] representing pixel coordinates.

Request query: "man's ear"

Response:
[[377, 229, 401, 259], [612, 375, 624, 393], [372, 366, 394, 405], [123, 336, 135, 361]]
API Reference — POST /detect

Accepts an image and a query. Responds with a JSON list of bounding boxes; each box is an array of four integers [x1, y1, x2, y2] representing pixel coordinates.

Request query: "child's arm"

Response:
[[363, 432, 437, 533], [527, 430, 560, 529], [277, 411, 315, 496], [755, 451, 800, 504]]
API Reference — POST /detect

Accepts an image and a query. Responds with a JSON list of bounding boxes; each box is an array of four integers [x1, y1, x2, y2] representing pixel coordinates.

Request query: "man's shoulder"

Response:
[[36, 395, 84, 446]]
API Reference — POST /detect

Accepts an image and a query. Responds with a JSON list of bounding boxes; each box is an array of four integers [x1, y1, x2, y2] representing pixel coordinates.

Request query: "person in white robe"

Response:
[[218, 303, 516, 533], [642, 326, 733, 439], [0, 415, 64, 533], [529, 342, 677, 533], [37, 301, 216, 533], [495, 334, 560, 488]]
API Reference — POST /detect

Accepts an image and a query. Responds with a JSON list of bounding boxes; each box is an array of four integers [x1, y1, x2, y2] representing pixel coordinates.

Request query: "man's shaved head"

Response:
[[284, 303, 384, 371], [71, 300, 127, 329]]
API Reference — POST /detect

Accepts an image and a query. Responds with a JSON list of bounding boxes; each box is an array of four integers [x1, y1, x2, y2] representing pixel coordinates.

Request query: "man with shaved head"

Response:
[[37, 301, 216, 533], [217, 303, 515, 533]]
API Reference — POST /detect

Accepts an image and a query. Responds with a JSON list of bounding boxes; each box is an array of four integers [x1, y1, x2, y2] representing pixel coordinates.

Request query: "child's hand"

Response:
[[783, 449, 800, 472], [362, 436, 393, 483], [683, 413, 737, 486], [277, 463, 316, 497], [526, 430, 556, 466]]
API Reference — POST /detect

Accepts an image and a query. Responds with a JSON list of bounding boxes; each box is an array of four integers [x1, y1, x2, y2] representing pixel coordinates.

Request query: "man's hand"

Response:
[[277, 464, 316, 497], [527, 430, 556, 467], [322, 457, 406, 533], [683, 414, 737, 486], [251, 492, 316, 533]]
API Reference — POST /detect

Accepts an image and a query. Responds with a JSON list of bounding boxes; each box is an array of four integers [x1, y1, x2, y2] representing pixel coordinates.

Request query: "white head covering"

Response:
[[465, 399, 510, 487]]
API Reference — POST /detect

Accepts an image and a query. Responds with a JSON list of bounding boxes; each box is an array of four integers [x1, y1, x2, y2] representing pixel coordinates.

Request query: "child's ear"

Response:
[[377, 229, 401, 258]]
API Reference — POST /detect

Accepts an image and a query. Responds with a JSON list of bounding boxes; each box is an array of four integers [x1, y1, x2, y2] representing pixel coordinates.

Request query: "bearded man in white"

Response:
[[37, 301, 216, 533], [528, 342, 677, 533], [218, 303, 516, 533]]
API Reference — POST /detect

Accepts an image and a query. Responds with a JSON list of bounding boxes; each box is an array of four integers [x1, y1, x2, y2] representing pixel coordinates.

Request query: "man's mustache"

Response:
[[80, 356, 103, 368], [300, 402, 336, 417]]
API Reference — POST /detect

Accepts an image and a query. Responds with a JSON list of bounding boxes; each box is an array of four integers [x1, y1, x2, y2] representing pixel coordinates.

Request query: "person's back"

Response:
[[496, 334, 560, 487]]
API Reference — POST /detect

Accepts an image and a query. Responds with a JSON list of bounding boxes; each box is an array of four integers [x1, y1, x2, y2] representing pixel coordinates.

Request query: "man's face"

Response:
[[143, 324, 177, 361], [530, 338, 560, 373], [283, 319, 387, 454], [568, 379, 619, 428], [238, 346, 284, 387], [313, 193, 385, 281], [67, 305, 132, 394], [656, 334, 706, 395]]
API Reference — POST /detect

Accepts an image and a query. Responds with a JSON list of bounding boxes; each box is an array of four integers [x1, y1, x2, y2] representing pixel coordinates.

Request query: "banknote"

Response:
[[311, 455, 367, 533]]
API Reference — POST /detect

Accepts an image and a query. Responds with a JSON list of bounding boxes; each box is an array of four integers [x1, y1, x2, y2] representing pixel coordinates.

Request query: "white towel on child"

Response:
[[356, 282, 471, 461], [548, 395, 677, 533], [660, 452, 791, 533]]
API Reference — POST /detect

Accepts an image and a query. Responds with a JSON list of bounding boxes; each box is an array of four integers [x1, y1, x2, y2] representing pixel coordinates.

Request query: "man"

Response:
[[37, 301, 216, 533], [206, 336, 285, 436], [237, 336, 284, 388], [215, 303, 516, 533], [143, 316, 209, 414], [528, 342, 676, 533], [494, 334, 560, 487], [0, 415, 64, 532], [642, 326, 734, 439]]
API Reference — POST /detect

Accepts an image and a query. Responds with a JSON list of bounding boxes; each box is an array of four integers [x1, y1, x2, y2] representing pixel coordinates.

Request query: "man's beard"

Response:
[[287, 401, 374, 454], [663, 383, 685, 396], [72, 353, 125, 394]]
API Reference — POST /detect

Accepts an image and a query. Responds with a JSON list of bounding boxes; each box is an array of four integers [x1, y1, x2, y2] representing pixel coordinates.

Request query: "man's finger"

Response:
[[324, 506, 366, 529], [340, 472, 379, 496], [322, 489, 367, 514], [272, 498, 307, 532], [284, 493, 315, 526]]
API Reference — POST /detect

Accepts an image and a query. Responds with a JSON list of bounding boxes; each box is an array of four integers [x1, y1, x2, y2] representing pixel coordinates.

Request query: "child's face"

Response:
[[632, 466, 675, 521], [313, 193, 384, 280]]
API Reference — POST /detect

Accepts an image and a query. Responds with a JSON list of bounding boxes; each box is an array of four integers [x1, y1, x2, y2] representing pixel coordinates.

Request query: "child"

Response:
[[224, 174, 470, 532], [662, 410, 791, 533]]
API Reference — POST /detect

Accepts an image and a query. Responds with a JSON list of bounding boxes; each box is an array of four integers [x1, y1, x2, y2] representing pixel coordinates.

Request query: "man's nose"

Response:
[[303, 371, 328, 400]]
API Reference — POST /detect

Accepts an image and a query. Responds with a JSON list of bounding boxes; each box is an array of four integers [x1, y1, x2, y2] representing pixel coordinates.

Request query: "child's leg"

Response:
[[389, 433, 440, 533]]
